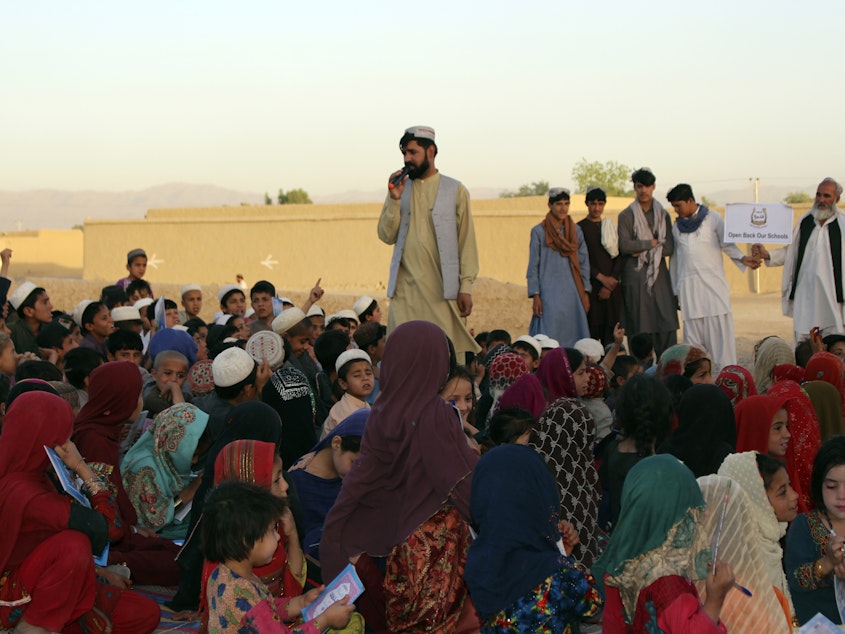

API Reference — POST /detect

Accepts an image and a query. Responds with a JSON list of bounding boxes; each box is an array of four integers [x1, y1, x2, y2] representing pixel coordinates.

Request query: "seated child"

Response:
[[606, 354, 639, 412], [15, 359, 63, 382], [658, 344, 713, 384], [63, 347, 104, 409], [320, 350, 373, 439], [79, 300, 114, 359], [574, 337, 604, 364], [582, 363, 613, 442], [111, 305, 144, 334], [107, 329, 144, 367], [249, 280, 277, 335], [274, 308, 320, 391], [313, 330, 352, 425], [307, 305, 326, 341], [144, 349, 192, 416], [512, 335, 541, 372], [288, 410, 366, 559], [181, 283, 203, 322], [126, 278, 153, 302], [35, 319, 77, 372], [487, 406, 536, 445], [201, 480, 356, 633], [117, 247, 148, 291], [101, 284, 129, 310], [218, 284, 247, 318], [352, 295, 381, 324], [352, 322, 385, 404], [0, 332, 17, 377], [629, 332, 656, 372], [440, 365, 479, 435], [8, 281, 53, 356]]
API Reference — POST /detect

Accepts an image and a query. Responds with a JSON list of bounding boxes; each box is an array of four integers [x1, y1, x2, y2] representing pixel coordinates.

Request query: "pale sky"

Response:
[[1, 1, 842, 198]]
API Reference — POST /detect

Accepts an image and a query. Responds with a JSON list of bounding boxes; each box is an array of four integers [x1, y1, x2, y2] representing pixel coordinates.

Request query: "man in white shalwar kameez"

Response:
[[754, 178, 845, 343], [667, 184, 760, 372]]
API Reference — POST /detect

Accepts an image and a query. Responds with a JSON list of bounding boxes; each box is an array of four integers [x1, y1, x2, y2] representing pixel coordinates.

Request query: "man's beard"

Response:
[[813, 202, 838, 222], [406, 155, 430, 180]]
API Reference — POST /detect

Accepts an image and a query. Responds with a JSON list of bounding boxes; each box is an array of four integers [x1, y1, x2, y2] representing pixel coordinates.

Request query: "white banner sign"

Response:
[[724, 203, 794, 244]]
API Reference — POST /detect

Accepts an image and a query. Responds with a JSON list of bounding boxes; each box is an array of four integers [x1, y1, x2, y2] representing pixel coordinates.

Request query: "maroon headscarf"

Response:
[[498, 374, 546, 419], [320, 320, 479, 579], [0, 392, 76, 571], [714, 364, 757, 407], [536, 347, 576, 403], [73, 361, 143, 525]]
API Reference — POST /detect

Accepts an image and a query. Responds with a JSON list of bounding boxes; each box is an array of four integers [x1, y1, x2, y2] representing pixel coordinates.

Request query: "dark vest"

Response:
[[790, 213, 843, 303]]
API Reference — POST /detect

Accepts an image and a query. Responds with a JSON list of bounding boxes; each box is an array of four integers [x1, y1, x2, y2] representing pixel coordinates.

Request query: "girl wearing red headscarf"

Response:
[[805, 351, 845, 414], [72, 361, 181, 585], [735, 381, 821, 513], [0, 391, 159, 633]]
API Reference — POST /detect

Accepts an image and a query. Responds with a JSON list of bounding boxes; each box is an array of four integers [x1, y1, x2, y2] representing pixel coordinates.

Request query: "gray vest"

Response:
[[387, 175, 461, 300]]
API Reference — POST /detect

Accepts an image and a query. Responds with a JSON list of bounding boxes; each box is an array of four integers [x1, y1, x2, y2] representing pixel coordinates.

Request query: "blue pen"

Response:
[[733, 582, 752, 597]]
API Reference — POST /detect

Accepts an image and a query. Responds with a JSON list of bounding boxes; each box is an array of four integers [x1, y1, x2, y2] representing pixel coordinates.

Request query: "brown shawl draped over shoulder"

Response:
[[542, 211, 589, 312]]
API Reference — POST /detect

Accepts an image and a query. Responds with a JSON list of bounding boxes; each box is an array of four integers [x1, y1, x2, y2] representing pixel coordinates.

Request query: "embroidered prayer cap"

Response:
[[335, 309, 359, 323], [488, 352, 530, 394], [353, 295, 375, 319], [246, 330, 285, 370], [188, 359, 215, 396], [582, 365, 608, 399], [126, 248, 147, 263], [514, 335, 542, 359], [548, 187, 570, 202], [585, 185, 607, 202], [111, 306, 142, 323], [631, 167, 656, 186], [72, 299, 94, 327], [217, 284, 242, 304], [9, 281, 37, 310], [306, 304, 325, 318], [211, 347, 256, 388], [575, 338, 605, 362], [404, 125, 435, 141], [134, 297, 154, 312], [180, 284, 202, 297], [272, 307, 307, 335], [335, 349, 372, 374]]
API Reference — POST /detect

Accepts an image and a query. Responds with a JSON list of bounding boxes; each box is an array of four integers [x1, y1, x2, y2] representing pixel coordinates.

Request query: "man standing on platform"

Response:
[[754, 177, 845, 342], [617, 167, 678, 359], [378, 126, 480, 356]]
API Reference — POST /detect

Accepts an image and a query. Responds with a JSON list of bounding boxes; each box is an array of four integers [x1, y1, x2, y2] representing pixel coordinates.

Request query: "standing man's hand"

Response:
[[751, 243, 770, 261], [532, 294, 542, 317], [388, 168, 408, 200], [457, 293, 473, 317]]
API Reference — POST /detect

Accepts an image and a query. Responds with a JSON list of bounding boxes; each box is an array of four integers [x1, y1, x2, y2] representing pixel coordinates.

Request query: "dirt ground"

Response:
[[26, 276, 791, 370]]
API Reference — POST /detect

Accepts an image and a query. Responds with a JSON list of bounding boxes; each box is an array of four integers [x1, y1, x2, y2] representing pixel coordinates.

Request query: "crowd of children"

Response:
[[4, 241, 845, 634]]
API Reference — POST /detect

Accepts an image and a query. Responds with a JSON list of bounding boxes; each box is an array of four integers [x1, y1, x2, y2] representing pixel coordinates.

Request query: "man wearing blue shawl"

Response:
[[667, 183, 760, 373]]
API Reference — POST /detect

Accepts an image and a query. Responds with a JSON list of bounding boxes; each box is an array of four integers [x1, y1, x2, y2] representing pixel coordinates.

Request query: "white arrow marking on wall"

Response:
[[147, 254, 164, 269], [261, 255, 278, 270]]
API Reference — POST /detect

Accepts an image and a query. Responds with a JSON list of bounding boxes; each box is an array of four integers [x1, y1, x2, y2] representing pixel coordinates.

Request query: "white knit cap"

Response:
[[72, 300, 94, 327], [272, 307, 306, 334], [335, 349, 372, 374], [306, 304, 325, 318], [217, 284, 242, 303], [352, 295, 375, 318], [335, 309, 358, 323], [575, 338, 605, 361], [181, 284, 202, 297], [212, 347, 256, 387], [111, 306, 142, 322], [514, 335, 542, 358], [9, 282, 37, 310], [134, 297, 154, 310], [539, 338, 560, 350]]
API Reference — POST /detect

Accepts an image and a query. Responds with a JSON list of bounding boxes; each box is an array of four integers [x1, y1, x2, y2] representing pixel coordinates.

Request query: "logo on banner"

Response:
[[750, 207, 768, 227]]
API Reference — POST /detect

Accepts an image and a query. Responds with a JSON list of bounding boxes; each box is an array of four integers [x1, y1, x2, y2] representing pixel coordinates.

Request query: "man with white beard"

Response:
[[753, 177, 845, 342]]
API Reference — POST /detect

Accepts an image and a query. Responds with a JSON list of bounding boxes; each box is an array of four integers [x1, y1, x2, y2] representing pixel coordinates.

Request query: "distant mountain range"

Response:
[[0, 182, 815, 231]]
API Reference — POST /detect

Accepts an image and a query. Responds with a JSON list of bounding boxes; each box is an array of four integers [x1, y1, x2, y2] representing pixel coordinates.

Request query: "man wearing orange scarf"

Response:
[[527, 188, 591, 347]]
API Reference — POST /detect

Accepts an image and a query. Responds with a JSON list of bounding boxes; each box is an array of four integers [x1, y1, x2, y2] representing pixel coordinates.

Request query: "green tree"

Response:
[[571, 159, 632, 196], [277, 188, 313, 204], [499, 180, 549, 198], [784, 191, 812, 204], [701, 195, 718, 208], [264, 192, 272, 205]]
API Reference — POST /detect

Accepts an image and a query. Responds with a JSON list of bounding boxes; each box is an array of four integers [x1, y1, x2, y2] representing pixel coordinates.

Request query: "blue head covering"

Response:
[[149, 328, 198, 366], [464, 444, 564, 619]]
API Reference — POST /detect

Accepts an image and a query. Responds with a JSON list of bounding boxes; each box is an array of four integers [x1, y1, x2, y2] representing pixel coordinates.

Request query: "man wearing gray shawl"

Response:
[[617, 167, 678, 358]]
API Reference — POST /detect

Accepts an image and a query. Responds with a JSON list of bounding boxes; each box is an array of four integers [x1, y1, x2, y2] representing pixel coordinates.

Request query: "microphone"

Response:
[[388, 166, 410, 190]]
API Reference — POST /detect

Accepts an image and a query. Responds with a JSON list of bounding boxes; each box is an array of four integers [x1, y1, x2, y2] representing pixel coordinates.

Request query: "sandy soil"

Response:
[[26, 276, 791, 370]]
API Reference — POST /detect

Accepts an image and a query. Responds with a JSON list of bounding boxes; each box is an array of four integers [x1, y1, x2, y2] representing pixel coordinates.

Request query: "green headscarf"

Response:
[[122, 403, 209, 538], [593, 454, 710, 622]]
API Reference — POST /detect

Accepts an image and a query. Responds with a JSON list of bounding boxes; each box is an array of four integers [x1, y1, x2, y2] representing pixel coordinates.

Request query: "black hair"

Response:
[[250, 280, 276, 299], [615, 374, 673, 457], [585, 187, 607, 203], [0, 374, 10, 409], [126, 279, 152, 298], [353, 322, 386, 352], [474, 331, 489, 348], [219, 288, 245, 308], [146, 303, 157, 322], [201, 481, 288, 564], [214, 363, 258, 401], [486, 329, 512, 347], [811, 436, 845, 509], [206, 324, 228, 352], [81, 301, 107, 327], [795, 339, 815, 368], [629, 333, 655, 362], [399, 132, 437, 156], [100, 285, 129, 310], [15, 360, 63, 383], [756, 452, 788, 491], [662, 374, 693, 415], [564, 347, 584, 373], [286, 318, 313, 338], [683, 357, 710, 379], [16, 287, 46, 320], [326, 317, 351, 332], [488, 407, 536, 445], [666, 183, 695, 203], [549, 189, 570, 203], [183, 317, 208, 337], [631, 168, 656, 187], [357, 299, 378, 320], [511, 340, 539, 362], [314, 330, 351, 374], [36, 321, 71, 349], [107, 329, 143, 354], [162, 299, 177, 311], [64, 347, 105, 388], [611, 355, 639, 388], [339, 436, 362, 453]]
